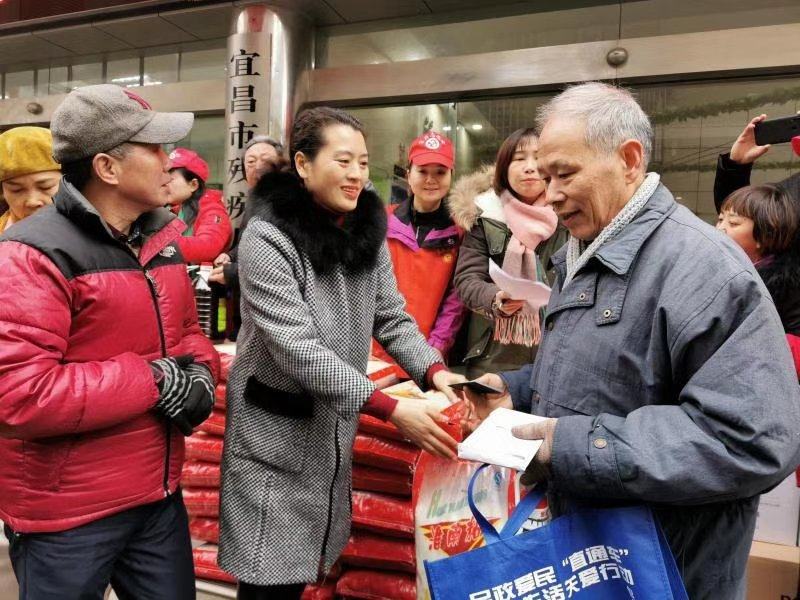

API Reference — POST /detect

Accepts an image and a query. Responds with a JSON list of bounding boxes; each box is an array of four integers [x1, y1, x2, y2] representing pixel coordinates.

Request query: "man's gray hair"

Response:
[[536, 82, 653, 170], [244, 134, 284, 156]]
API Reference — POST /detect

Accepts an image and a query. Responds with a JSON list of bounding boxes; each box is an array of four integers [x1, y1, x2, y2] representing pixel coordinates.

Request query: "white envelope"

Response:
[[457, 407, 549, 471]]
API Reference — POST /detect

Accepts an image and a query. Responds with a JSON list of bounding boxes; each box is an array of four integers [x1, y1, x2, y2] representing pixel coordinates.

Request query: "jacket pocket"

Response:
[[232, 376, 312, 473], [463, 322, 492, 362], [244, 376, 314, 419], [22, 438, 74, 492], [543, 362, 647, 419]]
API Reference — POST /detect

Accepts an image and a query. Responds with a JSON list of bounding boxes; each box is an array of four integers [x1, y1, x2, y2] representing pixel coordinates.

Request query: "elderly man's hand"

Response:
[[461, 373, 513, 432], [512, 418, 557, 485], [730, 114, 771, 164]]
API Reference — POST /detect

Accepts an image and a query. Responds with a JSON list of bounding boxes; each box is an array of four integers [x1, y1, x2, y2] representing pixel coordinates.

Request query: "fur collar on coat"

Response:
[[249, 164, 387, 275], [447, 165, 496, 231]]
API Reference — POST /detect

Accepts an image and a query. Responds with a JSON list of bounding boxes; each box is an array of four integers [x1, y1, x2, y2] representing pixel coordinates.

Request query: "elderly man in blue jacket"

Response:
[[466, 81, 800, 600]]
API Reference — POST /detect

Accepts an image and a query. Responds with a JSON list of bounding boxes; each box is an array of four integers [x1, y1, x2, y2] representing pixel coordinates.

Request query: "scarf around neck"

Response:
[[563, 172, 660, 289], [493, 189, 558, 347]]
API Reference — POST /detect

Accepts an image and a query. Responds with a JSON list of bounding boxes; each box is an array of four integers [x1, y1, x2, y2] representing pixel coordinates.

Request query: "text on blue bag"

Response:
[[468, 544, 636, 600]]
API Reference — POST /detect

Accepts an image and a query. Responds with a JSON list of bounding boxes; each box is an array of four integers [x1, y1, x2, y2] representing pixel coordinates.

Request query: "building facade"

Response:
[[0, 0, 798, 223]]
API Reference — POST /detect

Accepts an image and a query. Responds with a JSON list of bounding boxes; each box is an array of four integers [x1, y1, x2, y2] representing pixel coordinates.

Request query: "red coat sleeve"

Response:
[[0, 243, 158, 440], [175, 190, 233, 264]]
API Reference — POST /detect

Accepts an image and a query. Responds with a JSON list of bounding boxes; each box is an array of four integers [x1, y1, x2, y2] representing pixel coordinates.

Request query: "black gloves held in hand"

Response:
[[150, 354, 214, 436], [151, 354, 193, 415], [180, 362, 215, 433]]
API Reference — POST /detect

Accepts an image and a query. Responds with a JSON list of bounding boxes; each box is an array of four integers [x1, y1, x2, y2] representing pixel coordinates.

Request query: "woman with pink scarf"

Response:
[[449, 128, 568, 378]]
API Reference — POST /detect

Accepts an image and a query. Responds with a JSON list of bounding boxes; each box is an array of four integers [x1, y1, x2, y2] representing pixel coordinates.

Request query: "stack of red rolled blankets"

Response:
[[335, 375, 420, 600], [186, 355, 413, 598], [184, 350, 234, 585]]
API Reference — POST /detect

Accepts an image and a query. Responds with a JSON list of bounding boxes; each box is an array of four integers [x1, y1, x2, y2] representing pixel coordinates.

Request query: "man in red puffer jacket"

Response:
[[0, 84, 220, 600]]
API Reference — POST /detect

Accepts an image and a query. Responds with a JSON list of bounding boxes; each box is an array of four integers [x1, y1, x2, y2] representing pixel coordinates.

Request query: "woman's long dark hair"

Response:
[[173, 167, 206, 228]]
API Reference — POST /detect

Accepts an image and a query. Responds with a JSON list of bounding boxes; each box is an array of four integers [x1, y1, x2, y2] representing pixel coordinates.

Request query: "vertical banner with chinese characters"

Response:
[[223, 5, 311, 232], [224, 28, 270, 230]]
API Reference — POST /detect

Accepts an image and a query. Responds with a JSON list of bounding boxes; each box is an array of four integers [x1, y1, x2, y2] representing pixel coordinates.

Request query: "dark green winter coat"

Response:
[[448, 166, 568, 378]]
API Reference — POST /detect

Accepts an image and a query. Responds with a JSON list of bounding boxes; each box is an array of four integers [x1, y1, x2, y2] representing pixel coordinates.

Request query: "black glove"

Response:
[[151, 354, 194, 434], [176, 363, 215, 435]]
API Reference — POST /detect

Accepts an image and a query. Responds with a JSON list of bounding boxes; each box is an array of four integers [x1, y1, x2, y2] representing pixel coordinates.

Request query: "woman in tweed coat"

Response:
[[218, 107, 465, 599]]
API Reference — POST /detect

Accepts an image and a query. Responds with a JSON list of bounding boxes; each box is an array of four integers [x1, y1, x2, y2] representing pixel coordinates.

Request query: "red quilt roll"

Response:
[[219, 353, 234, 383], [352, 434, 419, 474], [351, 490, 413, 538], [340, 531, 415, 574], [181, 461, 221, 488], [183, 487, 219, 518], [189, 518, 220, 544], [193, 544, 236, 584], [301, 582, 336, 600], [214, 382, 227, 410], [357, 414, 404, 442], [352, 464, 412, 497], [336, 569, 416, 600], [185, 433, 224, 464], [195, 409, 226, 437]]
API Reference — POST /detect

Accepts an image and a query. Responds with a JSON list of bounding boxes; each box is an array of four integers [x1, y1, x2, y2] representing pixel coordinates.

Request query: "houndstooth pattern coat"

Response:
[[218, 169, 441, 585]]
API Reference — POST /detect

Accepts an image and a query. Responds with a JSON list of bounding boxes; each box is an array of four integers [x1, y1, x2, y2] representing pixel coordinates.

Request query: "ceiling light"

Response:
[[471, 123, 483, 131]]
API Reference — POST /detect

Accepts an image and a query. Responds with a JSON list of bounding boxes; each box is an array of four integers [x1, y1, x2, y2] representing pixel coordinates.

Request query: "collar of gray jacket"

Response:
[[563, 172, 661, 289]]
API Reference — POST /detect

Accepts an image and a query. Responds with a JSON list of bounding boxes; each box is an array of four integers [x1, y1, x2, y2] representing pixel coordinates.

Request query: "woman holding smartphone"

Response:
[[713, 113, 800, 212]]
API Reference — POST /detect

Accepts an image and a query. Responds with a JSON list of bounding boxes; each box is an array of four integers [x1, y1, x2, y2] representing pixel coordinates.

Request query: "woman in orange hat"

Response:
[[0, 126, 61, 232], [374, 131, 466, 367], [167, 147, 232, 264]]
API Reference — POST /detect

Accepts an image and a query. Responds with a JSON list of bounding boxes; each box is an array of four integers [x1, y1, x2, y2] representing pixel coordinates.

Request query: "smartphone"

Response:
[[754, 115, 800, 146], [449, 380, 505, 395]]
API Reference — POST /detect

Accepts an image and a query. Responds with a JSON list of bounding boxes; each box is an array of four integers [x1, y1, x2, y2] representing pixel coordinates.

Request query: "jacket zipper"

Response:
[[320, 418, 341, 566], [144, 269, 171, 496]]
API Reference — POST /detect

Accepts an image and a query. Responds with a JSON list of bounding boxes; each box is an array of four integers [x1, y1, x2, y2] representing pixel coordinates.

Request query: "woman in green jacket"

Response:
[[449, 128, 567, 377]]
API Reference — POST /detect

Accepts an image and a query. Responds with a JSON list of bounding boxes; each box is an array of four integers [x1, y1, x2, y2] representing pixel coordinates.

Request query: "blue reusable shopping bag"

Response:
[[425, 464, 688, 600]]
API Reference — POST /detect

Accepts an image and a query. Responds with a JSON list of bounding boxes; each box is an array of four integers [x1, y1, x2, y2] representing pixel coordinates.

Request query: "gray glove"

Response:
[[512, 419, 557, 486]]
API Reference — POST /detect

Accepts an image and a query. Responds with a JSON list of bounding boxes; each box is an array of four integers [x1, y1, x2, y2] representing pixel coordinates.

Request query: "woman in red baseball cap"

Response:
[[167, 147, 232, 264], [374, 131, 466, 368]]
